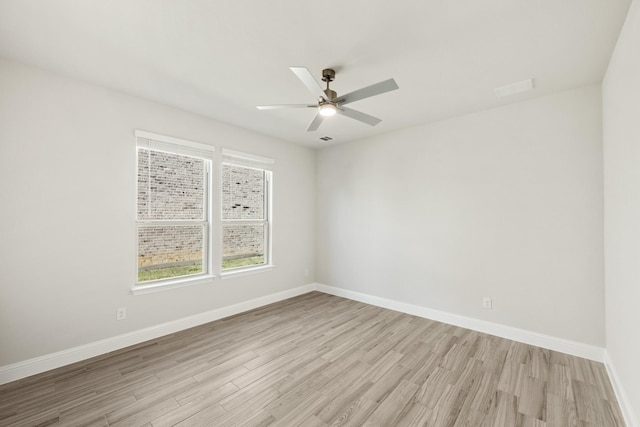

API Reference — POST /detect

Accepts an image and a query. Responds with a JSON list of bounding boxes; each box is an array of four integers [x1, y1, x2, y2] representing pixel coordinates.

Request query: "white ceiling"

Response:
[[0, 0, 631, 147]]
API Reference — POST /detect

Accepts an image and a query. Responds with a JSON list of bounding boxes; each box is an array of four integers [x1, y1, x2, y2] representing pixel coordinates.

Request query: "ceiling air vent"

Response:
[[494, 79, 534, 98], [319, 136, 333, 142]]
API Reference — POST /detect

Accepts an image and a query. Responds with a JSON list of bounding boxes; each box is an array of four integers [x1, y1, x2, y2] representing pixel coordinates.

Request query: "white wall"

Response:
[[317, 86, 605, 346], [0, 58, 316, 366], [603, 0, 640, 424]]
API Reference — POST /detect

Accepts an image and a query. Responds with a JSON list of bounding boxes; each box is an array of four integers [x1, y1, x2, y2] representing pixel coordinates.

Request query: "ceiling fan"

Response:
[[257, 67, 399, 132]]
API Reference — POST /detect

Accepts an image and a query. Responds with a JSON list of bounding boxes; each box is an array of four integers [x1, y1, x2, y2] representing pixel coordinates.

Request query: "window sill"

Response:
[[220, 264, 274, 279], [132, 274, 215, 295]]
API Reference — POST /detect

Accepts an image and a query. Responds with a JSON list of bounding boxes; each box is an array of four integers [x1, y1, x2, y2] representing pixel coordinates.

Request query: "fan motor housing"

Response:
[[324, 89, 337, 101], [321, 68, 335, 82]]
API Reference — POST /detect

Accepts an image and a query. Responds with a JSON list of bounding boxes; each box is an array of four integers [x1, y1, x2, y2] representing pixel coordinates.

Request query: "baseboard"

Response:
[[0, 282, 610, 387], [0, 283, 316, 386], [605, 351, 639, 427], [315, 283, 605, 362]]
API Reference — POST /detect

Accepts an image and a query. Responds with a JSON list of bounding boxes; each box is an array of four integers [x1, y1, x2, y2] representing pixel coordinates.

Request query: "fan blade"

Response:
[[338, 107, 382, 127], [307, 113, 324, 132], [256, 104, 315, 110], [290, 66, 328, 100], [334, 78, 399, 105]]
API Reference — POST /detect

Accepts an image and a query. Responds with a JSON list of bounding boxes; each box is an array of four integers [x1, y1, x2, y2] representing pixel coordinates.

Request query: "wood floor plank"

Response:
[[174, 365, 248, 405], [415, 366, 453, 407], [215, 409, 278, 427], [395, 402, 432, 427], [219, 371, 285, 412], [548, 363, 575, 401], [363, 363, 411, 404], [275, 356, 329, 395], [267, 391, 331, 426], [192, 350, 257, 383], [421, 383, 465, 426], [57, 392, 138, 426], [492, 390, 519, 427], [321, 360, 370, 397], [468, 371, 500, 414], [327, 396, 379, 426], [363, 379, 419, 426], [170, 403, 227, 427], [317, 380, 374, 423], [516, 374, 547, 419], [0, 292, 627, 427], [0, 407, 60, 427], [149, 382, 238, 427], [108, 397, 179, 427], [546, 393, 580, 427]]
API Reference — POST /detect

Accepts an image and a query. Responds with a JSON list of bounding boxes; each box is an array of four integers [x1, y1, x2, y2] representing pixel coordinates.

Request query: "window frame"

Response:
[[133, 130, 215, 295], [220, 149, 274, 277]]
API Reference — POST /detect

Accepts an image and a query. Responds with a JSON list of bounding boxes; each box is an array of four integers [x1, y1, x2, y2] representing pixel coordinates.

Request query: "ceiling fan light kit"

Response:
[[257, 66, 399, 132], [318, 102, 337, 117]]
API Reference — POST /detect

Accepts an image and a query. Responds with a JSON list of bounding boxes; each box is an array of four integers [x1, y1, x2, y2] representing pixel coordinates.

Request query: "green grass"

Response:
[[138, 256, 265, 282], [222, 256, 264, 270], [138, 264, 202, 282]]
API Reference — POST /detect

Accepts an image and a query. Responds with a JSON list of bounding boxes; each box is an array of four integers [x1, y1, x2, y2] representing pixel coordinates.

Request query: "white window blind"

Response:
[[221, 148, 274, 170], [136, 130, 214, 160]]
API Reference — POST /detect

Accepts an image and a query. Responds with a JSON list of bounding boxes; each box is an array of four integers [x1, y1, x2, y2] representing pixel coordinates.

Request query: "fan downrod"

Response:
[[321, 69, 337, 101]]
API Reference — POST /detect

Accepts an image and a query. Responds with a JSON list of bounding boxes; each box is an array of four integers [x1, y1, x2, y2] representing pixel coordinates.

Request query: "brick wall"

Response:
[[137, 149, 265, 270], [137, 149, 204, 221], [221, 164, 265, 259], [138, 225, 203, 268], [137, 149, 205, 268]]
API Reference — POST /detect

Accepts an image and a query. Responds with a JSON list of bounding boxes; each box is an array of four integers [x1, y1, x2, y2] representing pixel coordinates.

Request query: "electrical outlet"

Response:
[[117, 307, 126, 320], [482, 297, 492, 310], [304, 269, 309, 277]]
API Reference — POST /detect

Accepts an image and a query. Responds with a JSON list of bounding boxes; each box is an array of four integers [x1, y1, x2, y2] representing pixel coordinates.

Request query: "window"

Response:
[[221, 149, 273, 273], [135, 131, 214, 291]]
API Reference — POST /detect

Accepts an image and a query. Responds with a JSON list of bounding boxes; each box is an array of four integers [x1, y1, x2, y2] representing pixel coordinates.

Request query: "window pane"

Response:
[[137, 148, 205, 221], [222, 164, 264, 220], [222, 224, 265, 269], [138, 225, 204, 282]]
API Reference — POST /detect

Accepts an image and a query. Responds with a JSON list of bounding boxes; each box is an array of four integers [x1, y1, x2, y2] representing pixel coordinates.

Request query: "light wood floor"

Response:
[[0, 292, 626, 427]]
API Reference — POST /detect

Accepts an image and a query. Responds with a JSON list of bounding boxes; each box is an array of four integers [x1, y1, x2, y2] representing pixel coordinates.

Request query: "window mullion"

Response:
[[138, 220, 208, 226], [221, 219, 267, 225]]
